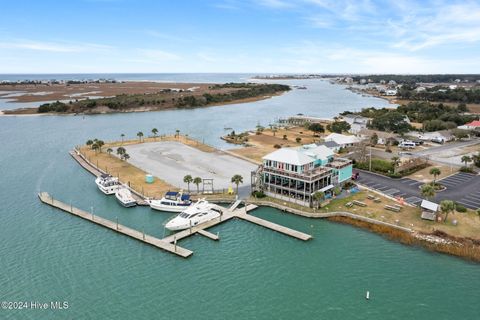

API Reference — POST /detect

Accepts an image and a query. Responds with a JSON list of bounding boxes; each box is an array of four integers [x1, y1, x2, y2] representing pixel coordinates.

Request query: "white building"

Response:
[[324, 133, 362, 148], [342, 115, 369, 134]]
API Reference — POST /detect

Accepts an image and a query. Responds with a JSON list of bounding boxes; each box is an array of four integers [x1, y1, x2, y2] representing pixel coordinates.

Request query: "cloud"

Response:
[[257, 0, 293, 9], [0, 39, 113, 53]]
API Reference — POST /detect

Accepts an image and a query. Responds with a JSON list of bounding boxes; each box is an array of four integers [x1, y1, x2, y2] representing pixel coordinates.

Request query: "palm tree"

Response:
[[461, 155, 472, 167], [122, 153, 130, 162], [283, 134, 287, 140], [313, 191, 325, 209], [175, 129, 180, 138], [231, 174, 243, 195], [91, 142, 99, 153], [137, 131, 144, 142], [296, 137, 302, 144], [183, 175, 193, 192], [429, 167, 441, 185], [116, 146, 126, 156], [106, 148, 113, 155], [440, 200, 455, 223], [193, 177, 202, 194], [152, 128, 158, 140], [120, 133, 125, 144], [391, 156, 400, 168], [272, 127, 277, 137], [86, 139, 94, 148], [421, 184, 436, 200], [96, 140, 105, 152]]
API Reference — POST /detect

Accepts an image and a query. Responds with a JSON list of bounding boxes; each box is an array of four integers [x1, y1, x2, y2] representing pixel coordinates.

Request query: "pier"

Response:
[[39, 192, 312, 258], [38, 192, 192, 258]]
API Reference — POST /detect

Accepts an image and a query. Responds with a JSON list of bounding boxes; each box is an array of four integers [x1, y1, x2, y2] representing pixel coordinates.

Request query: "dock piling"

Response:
[[116, 217, 119, 230]]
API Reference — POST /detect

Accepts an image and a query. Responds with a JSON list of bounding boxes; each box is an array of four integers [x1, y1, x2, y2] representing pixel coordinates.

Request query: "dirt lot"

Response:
[[228, 126, 330, 163]]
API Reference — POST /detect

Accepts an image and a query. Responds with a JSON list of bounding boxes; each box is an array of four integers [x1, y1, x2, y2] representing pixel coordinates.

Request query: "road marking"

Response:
[[377, 186, 390, 191], [408, 181, 421, 186]]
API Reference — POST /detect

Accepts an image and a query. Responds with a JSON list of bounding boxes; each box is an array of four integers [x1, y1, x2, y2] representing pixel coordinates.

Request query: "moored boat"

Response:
[[95, 174, 120, 195], [115, 187, 137, 207], [165, 199, 223, 231], [148, 191, 192, 212]]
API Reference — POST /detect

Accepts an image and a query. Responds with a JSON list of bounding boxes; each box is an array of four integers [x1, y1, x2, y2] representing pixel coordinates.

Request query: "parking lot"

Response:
[[355, 170, 480, 209], [355, 171, 424, 205], [437, 172, 480, 209]]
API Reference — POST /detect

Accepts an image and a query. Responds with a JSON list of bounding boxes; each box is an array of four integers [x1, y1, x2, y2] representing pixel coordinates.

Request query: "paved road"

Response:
[[354, 169, 480, 209], [412, 139, 480, 157]]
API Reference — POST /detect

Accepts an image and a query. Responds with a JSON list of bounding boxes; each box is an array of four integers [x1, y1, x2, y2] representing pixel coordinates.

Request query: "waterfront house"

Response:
[[251, 144, 352, 207], [324, 133, 362, 148]]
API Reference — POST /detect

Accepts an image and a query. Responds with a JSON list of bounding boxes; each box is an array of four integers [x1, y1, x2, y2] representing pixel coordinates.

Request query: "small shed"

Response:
[[420, 199, 439, 221]]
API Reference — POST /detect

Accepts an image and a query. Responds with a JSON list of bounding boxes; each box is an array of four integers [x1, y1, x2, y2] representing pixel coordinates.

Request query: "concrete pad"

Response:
[[123, 141, 257, 197]]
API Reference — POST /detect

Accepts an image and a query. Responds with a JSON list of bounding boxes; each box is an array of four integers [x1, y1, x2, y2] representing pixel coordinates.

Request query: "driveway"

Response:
[[354, 169, 480, 210]]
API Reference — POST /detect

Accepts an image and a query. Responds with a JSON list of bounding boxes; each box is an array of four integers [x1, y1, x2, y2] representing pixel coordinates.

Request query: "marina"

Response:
[[38, 192, 312, 258]]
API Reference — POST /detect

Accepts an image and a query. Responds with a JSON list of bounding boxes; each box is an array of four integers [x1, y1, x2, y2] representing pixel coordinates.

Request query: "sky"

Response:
[[0, 0, 480, 74]]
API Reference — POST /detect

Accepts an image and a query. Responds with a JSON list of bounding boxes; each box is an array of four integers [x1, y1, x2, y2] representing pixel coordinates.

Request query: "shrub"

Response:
[[252, 190, 266, 198], [459, 166, 474, 173], [455, 203, 467, 213], [273, 144, 281, 149]]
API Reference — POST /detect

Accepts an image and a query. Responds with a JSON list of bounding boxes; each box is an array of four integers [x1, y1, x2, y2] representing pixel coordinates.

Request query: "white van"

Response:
[[399, 141, 416, 149]]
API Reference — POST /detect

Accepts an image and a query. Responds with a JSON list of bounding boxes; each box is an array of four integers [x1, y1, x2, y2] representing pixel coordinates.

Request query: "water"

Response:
[[0, 74, 478, 319]]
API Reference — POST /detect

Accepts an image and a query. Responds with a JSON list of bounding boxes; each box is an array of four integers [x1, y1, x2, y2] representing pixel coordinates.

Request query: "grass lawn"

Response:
[[255, 190, 480, 240]]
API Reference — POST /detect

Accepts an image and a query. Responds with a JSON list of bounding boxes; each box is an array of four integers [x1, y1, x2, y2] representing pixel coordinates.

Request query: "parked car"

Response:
[[399, 141, 416, 149]]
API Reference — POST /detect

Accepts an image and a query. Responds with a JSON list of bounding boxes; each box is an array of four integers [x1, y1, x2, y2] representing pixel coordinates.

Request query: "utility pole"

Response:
[[369, 145, 372, 171]]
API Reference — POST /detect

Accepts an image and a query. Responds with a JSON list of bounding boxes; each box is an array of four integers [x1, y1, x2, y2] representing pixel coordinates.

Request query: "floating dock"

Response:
[[39, 192, 312, 258]]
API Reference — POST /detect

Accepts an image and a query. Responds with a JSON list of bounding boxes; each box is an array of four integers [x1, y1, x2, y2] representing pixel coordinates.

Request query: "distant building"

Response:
[[385, 89, 397, 96], [341, 114, 369, 134], [458, 120, 480, 130], [278, 115, 331, 126], [409, 130, 454, 143], [251, 144, 352, 207], [415, 86, 426, 93], [317, 140, 341, 152], [357, 128, 397, 145], [449, 85, 458, 90], [324, 133, 362, 148]]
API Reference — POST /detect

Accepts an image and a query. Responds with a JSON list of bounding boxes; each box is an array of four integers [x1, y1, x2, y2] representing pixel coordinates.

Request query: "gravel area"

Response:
[[124, 141, 256, 197]]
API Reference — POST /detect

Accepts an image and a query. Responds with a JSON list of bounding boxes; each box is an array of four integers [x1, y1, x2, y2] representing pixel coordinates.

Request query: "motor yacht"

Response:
[[148, 191, 192, 212], [115, 186, 137, 207], [95, 174, 120, 195], [165, 199, 223, 231]]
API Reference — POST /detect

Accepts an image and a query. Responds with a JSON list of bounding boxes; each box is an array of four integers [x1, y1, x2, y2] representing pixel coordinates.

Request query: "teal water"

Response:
[[1, 76, 479, 319]]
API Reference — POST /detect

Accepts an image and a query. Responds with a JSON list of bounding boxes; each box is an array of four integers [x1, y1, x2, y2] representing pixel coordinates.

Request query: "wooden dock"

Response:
[[38, 192, 192, 258], [39, 192, 312, 258]]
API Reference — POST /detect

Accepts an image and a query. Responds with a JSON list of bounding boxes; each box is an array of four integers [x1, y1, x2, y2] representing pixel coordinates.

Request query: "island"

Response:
[[1, 82, 290, 115]]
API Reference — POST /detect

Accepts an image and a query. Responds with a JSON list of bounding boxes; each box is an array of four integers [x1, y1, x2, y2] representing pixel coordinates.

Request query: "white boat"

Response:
[[95, 174, 120, 195], [148, 191, 192, 213], [165, 199, 223, 231], [115, 187, 137, 207]]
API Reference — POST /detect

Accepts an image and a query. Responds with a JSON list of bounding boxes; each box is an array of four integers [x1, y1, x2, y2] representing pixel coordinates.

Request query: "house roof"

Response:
[[299, 144, 334, 160], [319, 141, 340, 149], [324, 133, 361, 145], [466, 120, 480, 127], [263, 148, 313, 166], [421, 199, 439, 212], [358, 128, 397, 139]]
